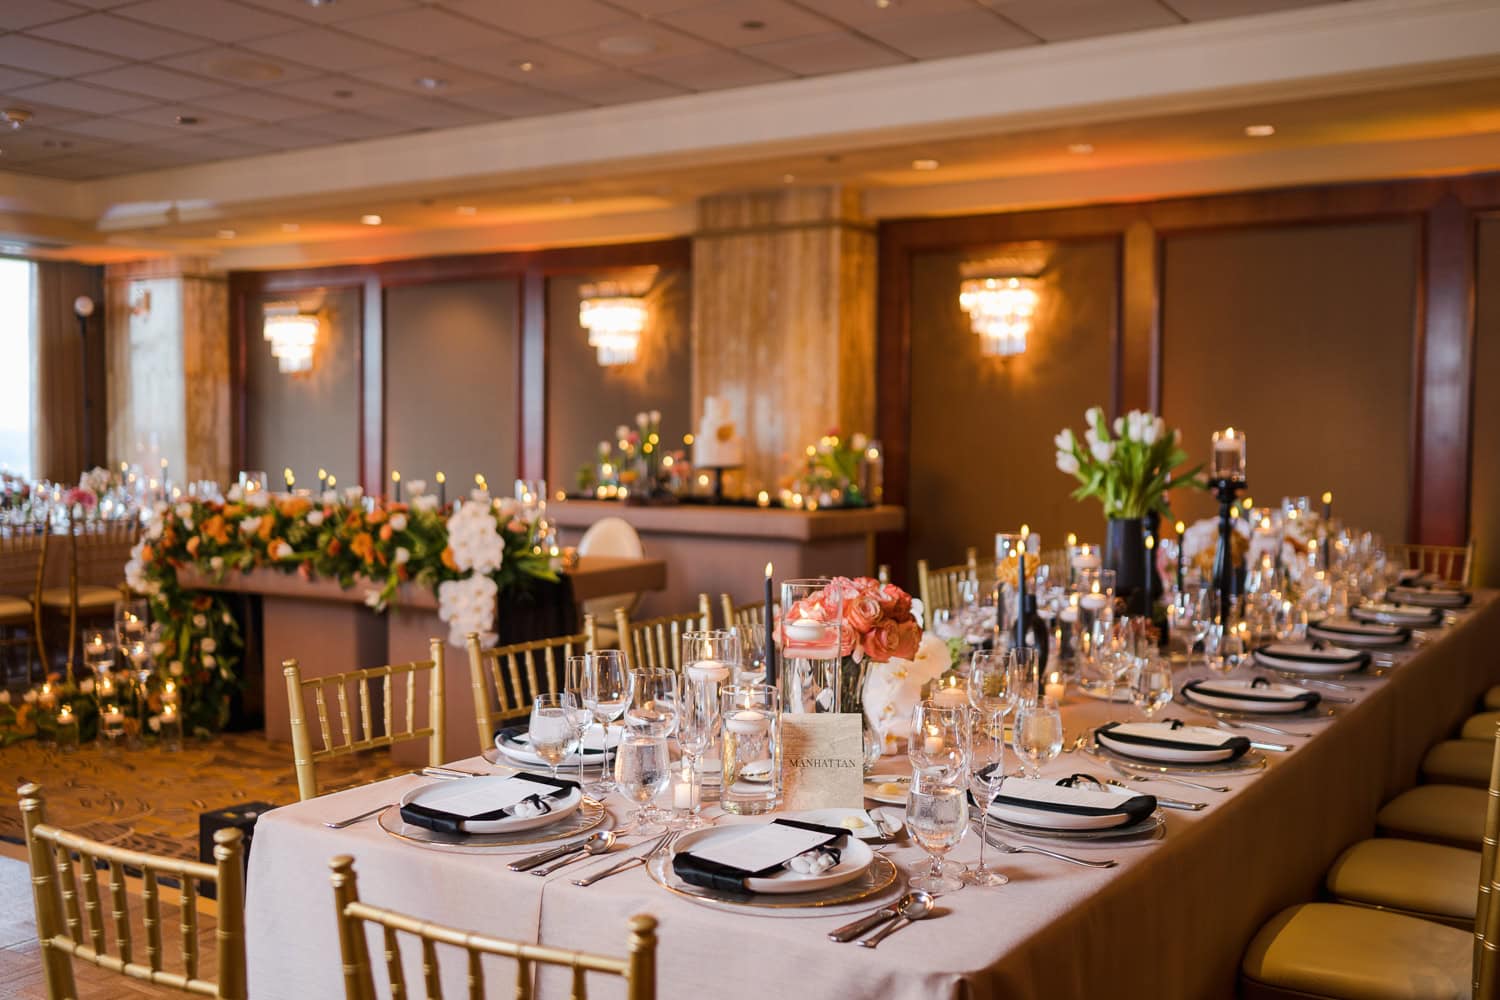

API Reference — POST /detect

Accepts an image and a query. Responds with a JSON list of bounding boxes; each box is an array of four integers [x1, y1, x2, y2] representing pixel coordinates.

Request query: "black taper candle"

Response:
[[1016, 545, 1027, 652], [764, 562, 776, 685]]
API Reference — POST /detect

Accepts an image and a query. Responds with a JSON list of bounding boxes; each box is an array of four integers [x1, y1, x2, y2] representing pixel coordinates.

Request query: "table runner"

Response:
[[245, 594, 1500, 999]]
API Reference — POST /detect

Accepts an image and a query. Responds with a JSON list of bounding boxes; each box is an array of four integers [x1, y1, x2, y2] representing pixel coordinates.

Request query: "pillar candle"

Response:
[[391, 470, 401, 503], [1175, 520, 1187, 593]]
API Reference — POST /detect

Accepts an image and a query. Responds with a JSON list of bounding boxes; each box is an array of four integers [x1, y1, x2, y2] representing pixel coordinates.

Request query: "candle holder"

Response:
[[778, 579, 842, 715], [55, 706, 80, 754], [719, 684, 780, 815], [1210, 477, 1245, 623], [99, 703, 127, 753], [157, 705, 183, 751]]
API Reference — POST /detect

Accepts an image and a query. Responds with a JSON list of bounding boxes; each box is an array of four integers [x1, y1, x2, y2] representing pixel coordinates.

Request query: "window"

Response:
[[0, 258, 34, 477]]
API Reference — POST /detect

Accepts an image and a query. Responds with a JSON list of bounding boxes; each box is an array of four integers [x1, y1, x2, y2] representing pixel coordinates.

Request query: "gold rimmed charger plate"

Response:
[[987, 811, 1166, 844], [376, 797, 609, 854], [1178, 686, 1337, 722], [1086, 745, 1268, 776], [645, 851, 899, 915]]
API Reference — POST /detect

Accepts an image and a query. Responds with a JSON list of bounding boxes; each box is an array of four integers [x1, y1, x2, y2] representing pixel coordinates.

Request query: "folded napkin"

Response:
[[1182, 677, 1320, 712], [1254, 641, 1368, 665], [399, 772, 577, 835], [1350, 603, 1441, 627], [1309, 618, 1410, 647], [989, 775, 1156, 827], [1387, 586, 1470, 608], [1397, 569, 1446, 588], [1095, 720, 1250, 762], [672, 819, 849, 894]]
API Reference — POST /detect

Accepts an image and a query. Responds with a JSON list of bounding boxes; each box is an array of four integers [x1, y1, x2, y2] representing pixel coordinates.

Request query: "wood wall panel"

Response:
[[1471, 216, 1500, 587], [181, 276, 231, 486]]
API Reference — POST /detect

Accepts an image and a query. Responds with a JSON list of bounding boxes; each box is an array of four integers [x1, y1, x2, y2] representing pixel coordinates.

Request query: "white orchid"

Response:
[[124, 539, 149, 593], [394, 546, 411, 566], [175, 502, 193, 520], [406, 479, 426, 498], [246, 489, 270, 509], [201, 637, 216, 653], [389, 512, 408, 532], [446, 498, 504, 575], [227, 484, 244, 502], [437, 574, 499, 648]]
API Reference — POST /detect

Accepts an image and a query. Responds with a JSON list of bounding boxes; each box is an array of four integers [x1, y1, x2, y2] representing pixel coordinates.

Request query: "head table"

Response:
[[245, 593, 1500, 1000]]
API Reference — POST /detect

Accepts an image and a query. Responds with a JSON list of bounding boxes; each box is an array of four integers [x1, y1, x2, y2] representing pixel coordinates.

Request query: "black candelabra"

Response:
[[1210, 476, 1245, 619]]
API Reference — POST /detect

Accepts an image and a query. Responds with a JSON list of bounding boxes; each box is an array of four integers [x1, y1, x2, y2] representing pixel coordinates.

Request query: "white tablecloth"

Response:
[[245, 595, 1500, 1000]]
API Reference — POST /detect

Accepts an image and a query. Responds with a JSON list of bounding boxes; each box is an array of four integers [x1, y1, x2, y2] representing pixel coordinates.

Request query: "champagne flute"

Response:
[[906, 767, 970, 895], [673, 675, 719, 830], [1012, 699, 1063, 778], [580, 651, 628, 797], [528, 694, 580, 781], [615, 734, 671, 836], [564, 656, 595, 786], [964, 711, 1008, 887]]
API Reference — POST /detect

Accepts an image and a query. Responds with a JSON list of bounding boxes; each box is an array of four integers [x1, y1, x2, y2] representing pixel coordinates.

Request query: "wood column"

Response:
[[691, 187, 876, 493]]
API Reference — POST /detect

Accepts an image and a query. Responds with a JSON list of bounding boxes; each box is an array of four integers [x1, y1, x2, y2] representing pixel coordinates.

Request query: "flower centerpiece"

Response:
[[799, 431, 877, 508], [1054, 407, 1202, 607], [780, 577, 951, 755]]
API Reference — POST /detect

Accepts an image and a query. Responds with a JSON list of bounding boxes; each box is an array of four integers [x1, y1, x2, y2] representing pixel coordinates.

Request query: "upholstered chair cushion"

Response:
[[1325, 838, 1479, 923], [1375, 785, 1487, 848], [1422, 739, 1494, 788]]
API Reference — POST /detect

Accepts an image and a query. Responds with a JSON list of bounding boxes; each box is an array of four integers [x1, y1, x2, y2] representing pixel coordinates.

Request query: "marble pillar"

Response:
[[691, 186, 876, 494]]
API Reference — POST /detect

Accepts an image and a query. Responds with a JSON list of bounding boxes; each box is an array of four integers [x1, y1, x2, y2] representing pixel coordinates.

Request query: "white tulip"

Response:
[[1090, 438, 1115, 462], [1085, 406, 1104, 429], [1054, 428, 1076, 453], [239, 516, 261, 535], [306, 510, 324, 527], [395, 547, 411, 566], [1056, 452, 1080, 475]]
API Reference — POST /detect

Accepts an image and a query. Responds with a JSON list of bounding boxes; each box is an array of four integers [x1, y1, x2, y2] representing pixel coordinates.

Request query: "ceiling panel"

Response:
[[0, 0, 80, 31], [80, 64, 236, 101], [793, 0, 980, 28], [350, 59, 504, 96], [858, 7, 1036, 58], [191, 87, 330, 122], [153, 133, 280, 163], [212, 122, 342, 150], [1160, 0, 1332, 18], [241, 26, 409, 72], [52, 115, 183, 144], [264, 74, 408, 109], [26, 12, 209, 59], [278, 109, 412, 140], [439, 0, 628, 38], [115, 0, 308, 41], [238, 0, 421, 23], [13, 155, 131, 179], [548, 21, 713, 68], [742, 31, 906, 75], [7, 79, 156, 114], [339, 7, 517, 55], [0, 126, 121, 162], [120, 103, 256, 132], [445, 83, 589, 117], [443, 40, 606, 83], [539, 68, 685, 105], [362, 94, 500, 127], [656, 0, 841, 48], [638, 49, 792, 91], [0, 67, 49, 91], [0, 34, 124, 75], [985, 0, 1183, 41], [159, 46, 323, 88]]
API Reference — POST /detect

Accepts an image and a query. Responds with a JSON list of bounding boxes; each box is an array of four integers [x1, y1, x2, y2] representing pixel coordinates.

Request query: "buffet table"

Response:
[[179, 556, 666, 760], [550, 501, 905, 618], [244, 594, 1500, 999]]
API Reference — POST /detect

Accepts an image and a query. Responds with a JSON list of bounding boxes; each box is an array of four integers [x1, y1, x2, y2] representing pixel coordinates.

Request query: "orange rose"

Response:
[[257, 516, 274, 541], [367, 509, 387, 526], [351, 532, 376, 564], [379, 524, 393, 542], [202, 515, 229, 544], [327, 538, 341, 557], [185, 536, 199, 557], [278, 497, 311, 518], [441, 546, 457, 571], [141, 543, 156, 563]]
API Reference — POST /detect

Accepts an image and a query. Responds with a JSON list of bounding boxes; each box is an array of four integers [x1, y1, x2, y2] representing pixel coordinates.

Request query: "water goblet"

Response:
[[963, 712, 1009, 887], [1130, 655, 1174, 719], [625, 669, 679, 738], [672, 676, 720, 830], [909, 700, 968, 777], [580, 651, 628, 797], [1012, 699, 1064, 778], [563, 656, 596, 786], [614, 734, 671, 836], [906, 767, 970, 895], [528, 694, 581, 781]]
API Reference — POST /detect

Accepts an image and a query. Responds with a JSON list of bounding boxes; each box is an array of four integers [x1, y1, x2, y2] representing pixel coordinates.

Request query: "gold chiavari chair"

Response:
[[615, 594, 712, 674], [1239, 726, 1500, 999], [916, 548, 991, 630], [1390, 541, 1474, 587], [0, 526, 49, 682], [40, 518, 137, 671], [718, 595, 780, 639], [19, 782, 247, 1000], [465, 617, 597, 749], [328, 855, 656, 1000], [283, 639, 445, 801]]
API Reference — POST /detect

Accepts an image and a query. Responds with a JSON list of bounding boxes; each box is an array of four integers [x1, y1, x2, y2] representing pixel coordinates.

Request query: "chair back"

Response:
[[72, 519, 140, 589], [0, 525, 47, 601], [18, 782, 246, 1000], [466, 618, 596, 748], [916, 550, 990, 630], [718, 596, 780, 638], [283, 639, 446, 800], [616, 595, 711, 674], [328, 855, 656, 1000], [1474, 725, 1500, 994], [578, 517, 645, 624], [1392, 542, 1474, 587]]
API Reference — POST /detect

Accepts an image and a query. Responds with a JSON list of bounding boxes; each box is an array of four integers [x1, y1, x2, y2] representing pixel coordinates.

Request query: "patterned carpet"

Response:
[[0, 733, 406, 861]]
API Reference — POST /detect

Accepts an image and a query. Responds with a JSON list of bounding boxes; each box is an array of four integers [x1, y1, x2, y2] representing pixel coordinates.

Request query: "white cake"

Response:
[[693, 396, 744, 468]]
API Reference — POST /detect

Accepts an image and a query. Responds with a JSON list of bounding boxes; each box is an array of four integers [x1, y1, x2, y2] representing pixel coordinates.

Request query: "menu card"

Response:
[[415, 775, 560, 819], [780, 713, 865, 810]]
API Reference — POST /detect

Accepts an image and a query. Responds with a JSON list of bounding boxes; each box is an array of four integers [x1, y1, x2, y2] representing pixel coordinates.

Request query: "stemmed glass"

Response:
[[1012, 698, 1064, 778], [905, 766, 970, 895], [528, 694, 581, 781], [579, 651, 628, 797], [563, 656, 596, 786], [968, 649, 1020, 759], [614, 734, 671, 836], [673, 675, 719, 830], [964, 710, 1009, 887], [909, 700, 968, 777], [1130, 655, 1174, 720], [625, 669, 679, 738]]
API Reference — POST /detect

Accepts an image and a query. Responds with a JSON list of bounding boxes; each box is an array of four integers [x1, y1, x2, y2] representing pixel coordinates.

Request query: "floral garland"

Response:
[[123, 484, 557, 736]]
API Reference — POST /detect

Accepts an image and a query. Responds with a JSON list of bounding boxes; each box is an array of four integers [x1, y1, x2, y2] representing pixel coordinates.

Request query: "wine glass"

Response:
[[563, 656, 596, 786], [1204, 624, 1246, 675], [1130, 655, 1174, 719], [614, 733, 671, 836], [963, 711, 1008, 887], [905, 767, 970, 895], [579, 651, 628, 797], [673, 675, 719, 830], [968, 650, 1019, 720], [908, 700, 967, 777], [624, 669, 679, 738], [1012, 699, 1063, 778], [528, 694, 581, 781]]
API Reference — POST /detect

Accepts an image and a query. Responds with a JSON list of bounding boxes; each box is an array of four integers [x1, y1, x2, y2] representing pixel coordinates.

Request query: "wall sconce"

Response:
[[262, 302, 319, 374], [958, 275, 1040, 357], [579, 278, 649, 367]]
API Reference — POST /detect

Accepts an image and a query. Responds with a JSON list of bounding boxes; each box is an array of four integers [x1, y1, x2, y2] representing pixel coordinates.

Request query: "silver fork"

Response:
[[980, 830, 1117, 869], [570, 832, 676, 887], [1106, 760, 1229, 794]]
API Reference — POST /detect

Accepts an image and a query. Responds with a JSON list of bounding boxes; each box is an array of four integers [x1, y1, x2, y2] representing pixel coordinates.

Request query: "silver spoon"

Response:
[[829, 892, 915, 943], [857, 891, 935, 949], [530, 831, 617, 876]]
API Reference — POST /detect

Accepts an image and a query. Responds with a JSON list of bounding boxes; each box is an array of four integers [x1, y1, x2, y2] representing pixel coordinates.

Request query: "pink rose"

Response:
[[847, 594, 882, 634], [875, 583, 911, 621], [891, 620, 922, 661]]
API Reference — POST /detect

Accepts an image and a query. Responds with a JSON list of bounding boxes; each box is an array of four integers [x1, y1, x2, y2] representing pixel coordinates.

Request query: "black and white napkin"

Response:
[[1350, 603, 1441, 627], [988, 775, 1156, 830], [1181, 677, 1321, 714], [495, 724, 614, 762], [1095, 720, 1250, 763], [672, 819, 848, 893], [399, 772, 577, 835], [1387, 586, 1470, 608], [1308, 617, 1410, 647], [1253, 641, 1370, 673]]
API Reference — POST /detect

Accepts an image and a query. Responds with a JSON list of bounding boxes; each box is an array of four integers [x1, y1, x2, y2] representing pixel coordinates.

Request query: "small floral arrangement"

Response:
[[1181, 517, 1249, 579], [800, 430, 875, 508], [1054, 407, 1202, 519]]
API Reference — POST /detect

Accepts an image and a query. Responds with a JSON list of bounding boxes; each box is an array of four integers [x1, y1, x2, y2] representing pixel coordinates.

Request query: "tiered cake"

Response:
[[692, 396, 744, 468]]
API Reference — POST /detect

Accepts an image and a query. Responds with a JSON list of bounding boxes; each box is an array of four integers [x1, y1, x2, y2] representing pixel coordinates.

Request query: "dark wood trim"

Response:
[[226, 272, 253, 474], [1120, 222, 1157, 416], [360, 276, 383, 497], [520, 272, 546, 482], [1411, 194, 1477, 545]]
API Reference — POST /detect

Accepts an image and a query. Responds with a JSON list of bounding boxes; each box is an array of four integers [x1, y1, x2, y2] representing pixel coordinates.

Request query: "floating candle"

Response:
[[726, 709, 770, 735], [686, 660, 731, 683]]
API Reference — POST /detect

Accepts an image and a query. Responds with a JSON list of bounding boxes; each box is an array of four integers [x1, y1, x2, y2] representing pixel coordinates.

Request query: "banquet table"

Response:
[[245, 593, 1500, 1000]]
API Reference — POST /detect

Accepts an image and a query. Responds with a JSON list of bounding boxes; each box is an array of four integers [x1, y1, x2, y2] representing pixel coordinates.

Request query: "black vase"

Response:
[[1105, 517, 1159, 616]]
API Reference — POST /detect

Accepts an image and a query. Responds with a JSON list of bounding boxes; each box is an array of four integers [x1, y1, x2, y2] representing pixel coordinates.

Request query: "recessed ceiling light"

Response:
[[2, 109, 32, 130], [781, 173, 795, 184], [361, 214, 382, 226], [217, 229, 236, 240], [281, 222, 300, 233], [415, 76, 447, 90], [1067, 142, 1095, 155], [175, 114, 199, 126], [912, 158, 939, 171], [741, 19, 765, 29], [515, 60, 537, 72], [1244, 124, 1275, 137], [456, 205, 477, 216], [598, 35, 656, 56], [305, 0, 336, 7]]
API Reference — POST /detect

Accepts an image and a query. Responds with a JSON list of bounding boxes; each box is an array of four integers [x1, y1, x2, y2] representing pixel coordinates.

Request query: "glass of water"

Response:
[[906, 767, 970, 895], [1131, 655, 1174, 720], [580, 651, 628, 797], [529, 694, 581, 781], [1012, 699, 1064, 778], [625, 669, 679, 738], [614, 733, 671, 836]]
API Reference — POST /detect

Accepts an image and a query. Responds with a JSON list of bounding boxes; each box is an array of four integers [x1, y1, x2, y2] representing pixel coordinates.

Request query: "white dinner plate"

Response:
[[863, 773, 911, 805], [669, 825, 874, 895], [986, 780, 1149, 831], [398, 775, 581, 835], [1095, 722, 1242, 763], [1180, 679, 1319, 715], [1308, 619, 1409, 648], [1350, 603, 1440, 627], [1254, 645, 1367, 675], [490, 724, 621, 768]]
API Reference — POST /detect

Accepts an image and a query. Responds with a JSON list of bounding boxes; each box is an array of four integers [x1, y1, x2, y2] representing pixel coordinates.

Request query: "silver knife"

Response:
[[508, 837, 590, 872], [1104, 779, 1204, 810]]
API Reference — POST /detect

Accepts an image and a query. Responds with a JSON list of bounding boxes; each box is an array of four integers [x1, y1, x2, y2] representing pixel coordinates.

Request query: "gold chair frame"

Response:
[[19, 782, 246, 1000], [916, 548, 991, 630], [465, 617, 597, 749], [0, 526, 49, 681], [40, 517, 137, 673], [615, 594, 711, 674], [283, 638, 445, 801], [718, 595, 780, 639], [1391, 542, 1474, 587], [329, 855, 656, 1000]]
